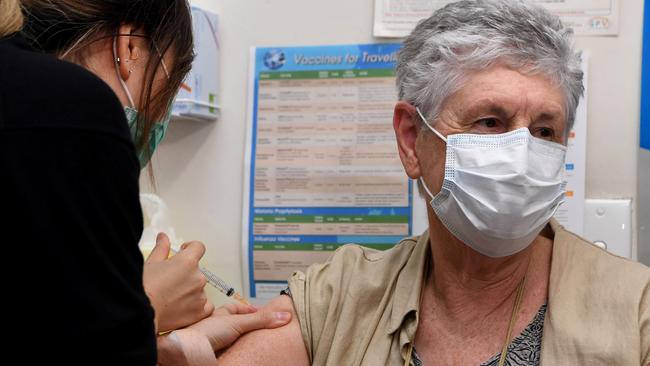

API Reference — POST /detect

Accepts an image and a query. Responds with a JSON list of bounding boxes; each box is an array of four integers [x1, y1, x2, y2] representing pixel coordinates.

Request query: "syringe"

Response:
[[199, 265, 250, 305], [170, 248, 250, 305]]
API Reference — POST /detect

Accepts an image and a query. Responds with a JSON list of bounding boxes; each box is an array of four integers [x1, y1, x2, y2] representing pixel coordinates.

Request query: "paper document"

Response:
[[373, 0, 619, 37], [373, 0, 455, 38], [531, 0, 619, 36]]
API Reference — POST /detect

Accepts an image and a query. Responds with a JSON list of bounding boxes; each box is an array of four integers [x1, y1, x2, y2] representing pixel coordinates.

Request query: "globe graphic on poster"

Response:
[[264, 49, 286, 70]]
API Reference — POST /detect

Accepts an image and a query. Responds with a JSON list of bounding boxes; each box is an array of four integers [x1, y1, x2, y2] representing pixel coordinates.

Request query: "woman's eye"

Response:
[[477, 118, 498, 128], [536, 127, 555, 140]]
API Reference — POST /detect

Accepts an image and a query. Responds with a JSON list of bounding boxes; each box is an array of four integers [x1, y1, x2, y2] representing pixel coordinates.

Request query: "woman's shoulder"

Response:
[[551, 222, 649, 319], [287, 234, 427, 363], [553, 224, 650, 286], [545, 225, 650, 365], [299, 235, 421, 282], [0, 35, 129, 139], [287, 232, 428, 314], [287, 234, 425, 316]]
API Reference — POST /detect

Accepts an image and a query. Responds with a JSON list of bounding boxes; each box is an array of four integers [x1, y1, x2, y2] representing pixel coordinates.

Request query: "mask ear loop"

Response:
[[113, 36, 136, 108], [419, 177, 436, 200], [416, 107, 447, 143], [415, 106, 446, 201]]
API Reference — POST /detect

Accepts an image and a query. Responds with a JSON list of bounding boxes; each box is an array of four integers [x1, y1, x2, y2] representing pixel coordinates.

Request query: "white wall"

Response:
[[573, 0, 646, 260], [143, 0, 647, 305]]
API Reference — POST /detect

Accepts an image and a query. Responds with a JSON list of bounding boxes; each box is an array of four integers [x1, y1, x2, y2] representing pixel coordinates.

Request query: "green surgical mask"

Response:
[[125, 106, 172, 169]]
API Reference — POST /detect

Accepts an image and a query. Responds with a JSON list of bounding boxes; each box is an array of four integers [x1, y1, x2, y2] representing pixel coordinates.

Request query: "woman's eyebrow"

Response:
[[536, 107, 565, 121], [461, 99, 513, 119], [536, 113, 560, 123]]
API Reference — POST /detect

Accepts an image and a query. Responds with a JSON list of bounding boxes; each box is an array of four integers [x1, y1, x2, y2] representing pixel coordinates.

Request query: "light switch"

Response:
[[583, 199, 632, 259]]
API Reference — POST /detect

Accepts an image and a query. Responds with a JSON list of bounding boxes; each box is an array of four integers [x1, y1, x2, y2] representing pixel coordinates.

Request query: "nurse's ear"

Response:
[[393, 101, 422, 179], [114, 24, 143, 81]]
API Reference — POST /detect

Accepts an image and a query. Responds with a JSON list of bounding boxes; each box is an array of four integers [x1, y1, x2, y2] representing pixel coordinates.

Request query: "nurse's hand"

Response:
[[144, 233, 214, 333], [156, 304, 292, 366]]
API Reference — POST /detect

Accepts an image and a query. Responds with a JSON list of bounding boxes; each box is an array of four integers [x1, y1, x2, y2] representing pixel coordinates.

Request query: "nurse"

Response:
[[1, 0, 290, 363]]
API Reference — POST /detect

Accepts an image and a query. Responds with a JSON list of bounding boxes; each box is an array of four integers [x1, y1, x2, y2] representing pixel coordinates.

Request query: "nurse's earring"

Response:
[[123, 59, 133, 75], [116, 57, 133, 75]]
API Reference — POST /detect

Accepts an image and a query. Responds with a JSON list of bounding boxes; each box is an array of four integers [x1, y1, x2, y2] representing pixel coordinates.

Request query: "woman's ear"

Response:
[[393, 101, 422, 179], [115, 24, 141, 81]]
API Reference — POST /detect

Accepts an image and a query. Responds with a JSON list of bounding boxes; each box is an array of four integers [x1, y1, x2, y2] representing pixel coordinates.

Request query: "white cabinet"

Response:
[[172, 6, 220, 122]]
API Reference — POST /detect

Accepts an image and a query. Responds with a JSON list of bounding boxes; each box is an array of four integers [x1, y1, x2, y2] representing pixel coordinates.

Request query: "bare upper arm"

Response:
[[217, 295, 310, 365]]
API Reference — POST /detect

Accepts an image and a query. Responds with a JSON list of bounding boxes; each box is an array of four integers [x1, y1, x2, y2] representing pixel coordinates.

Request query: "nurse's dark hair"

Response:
[[20, 0, 194, 168]]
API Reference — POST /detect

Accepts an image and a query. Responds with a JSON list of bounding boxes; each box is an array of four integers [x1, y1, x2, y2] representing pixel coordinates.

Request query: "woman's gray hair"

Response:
[[396, 0, 584, 132]]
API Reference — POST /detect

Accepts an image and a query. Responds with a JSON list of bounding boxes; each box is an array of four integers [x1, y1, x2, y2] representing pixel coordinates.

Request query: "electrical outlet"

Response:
[[583, 199, 632, 259]]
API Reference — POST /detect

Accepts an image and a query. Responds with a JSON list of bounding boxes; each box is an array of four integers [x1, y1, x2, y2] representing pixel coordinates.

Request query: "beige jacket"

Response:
[[288, 220, 650, 365]]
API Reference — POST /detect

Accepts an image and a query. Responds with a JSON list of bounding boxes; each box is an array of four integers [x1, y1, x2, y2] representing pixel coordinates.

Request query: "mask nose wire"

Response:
[[416, 106, 447, 143]]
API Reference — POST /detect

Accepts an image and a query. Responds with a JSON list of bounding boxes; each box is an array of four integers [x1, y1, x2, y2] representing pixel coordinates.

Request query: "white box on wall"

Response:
[[172, 6, 220, 122]]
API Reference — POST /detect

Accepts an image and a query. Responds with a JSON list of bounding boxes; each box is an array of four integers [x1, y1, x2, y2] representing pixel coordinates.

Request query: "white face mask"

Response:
[[416, 107, 567, 257]]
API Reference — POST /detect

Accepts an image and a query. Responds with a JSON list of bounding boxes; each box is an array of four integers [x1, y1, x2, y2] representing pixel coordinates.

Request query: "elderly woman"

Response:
[[159, 1, 649, 365]]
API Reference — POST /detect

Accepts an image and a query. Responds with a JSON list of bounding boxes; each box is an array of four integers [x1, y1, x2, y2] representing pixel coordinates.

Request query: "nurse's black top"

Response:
[[0, 34, 155, 364]]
